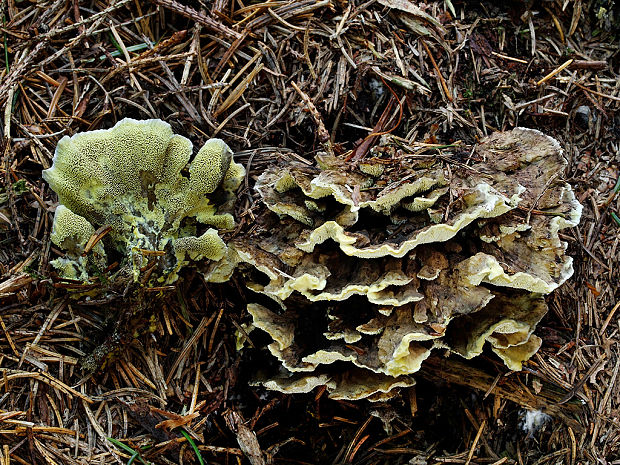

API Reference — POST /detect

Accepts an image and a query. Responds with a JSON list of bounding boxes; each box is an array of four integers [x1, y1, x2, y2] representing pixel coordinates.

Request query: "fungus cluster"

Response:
[[44, 122, 581, 400], [233, 128, 582, 400], [43, 118, 244, 283]]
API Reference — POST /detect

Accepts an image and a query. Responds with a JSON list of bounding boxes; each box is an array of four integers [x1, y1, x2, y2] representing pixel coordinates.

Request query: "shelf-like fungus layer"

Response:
[[237, 128, 581, 399], [44, 118, 244, 283]]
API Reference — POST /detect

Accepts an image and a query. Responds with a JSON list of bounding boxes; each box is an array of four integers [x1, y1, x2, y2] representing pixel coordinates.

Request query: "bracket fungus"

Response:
[[44, 118, 244, 283], [234, 128, 582, 400]]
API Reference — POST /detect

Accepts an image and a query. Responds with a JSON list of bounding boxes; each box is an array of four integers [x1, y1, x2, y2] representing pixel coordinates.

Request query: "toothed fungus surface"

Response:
[[233, 128, 582, 400], [43, 118, 244, 283]]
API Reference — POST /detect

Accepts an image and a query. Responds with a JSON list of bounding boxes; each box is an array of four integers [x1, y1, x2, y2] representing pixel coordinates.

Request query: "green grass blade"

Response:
[[107, 437, 151, 465], [180, 429, 206, 465]]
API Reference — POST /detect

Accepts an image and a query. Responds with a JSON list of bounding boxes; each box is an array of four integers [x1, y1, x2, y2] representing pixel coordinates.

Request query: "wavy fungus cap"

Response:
[[233, 128, 582, 400], [43, 118, 245, 283]]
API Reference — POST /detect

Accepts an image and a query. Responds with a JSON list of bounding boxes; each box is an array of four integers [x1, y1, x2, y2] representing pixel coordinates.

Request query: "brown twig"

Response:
[[152, 0, 241, 39]]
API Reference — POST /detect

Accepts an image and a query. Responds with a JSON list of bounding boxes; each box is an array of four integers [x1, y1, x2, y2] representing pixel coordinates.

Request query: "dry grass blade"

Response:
[[214, 62, 264, 117]]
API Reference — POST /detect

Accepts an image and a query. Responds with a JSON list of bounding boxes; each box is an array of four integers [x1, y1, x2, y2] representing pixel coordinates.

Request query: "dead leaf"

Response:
[[155, 411, 200, 432]]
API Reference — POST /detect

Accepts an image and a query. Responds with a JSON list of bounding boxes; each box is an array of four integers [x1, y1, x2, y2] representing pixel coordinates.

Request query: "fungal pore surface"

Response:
[[43, 118, 245, 284], [233, 128, 582, 400]]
